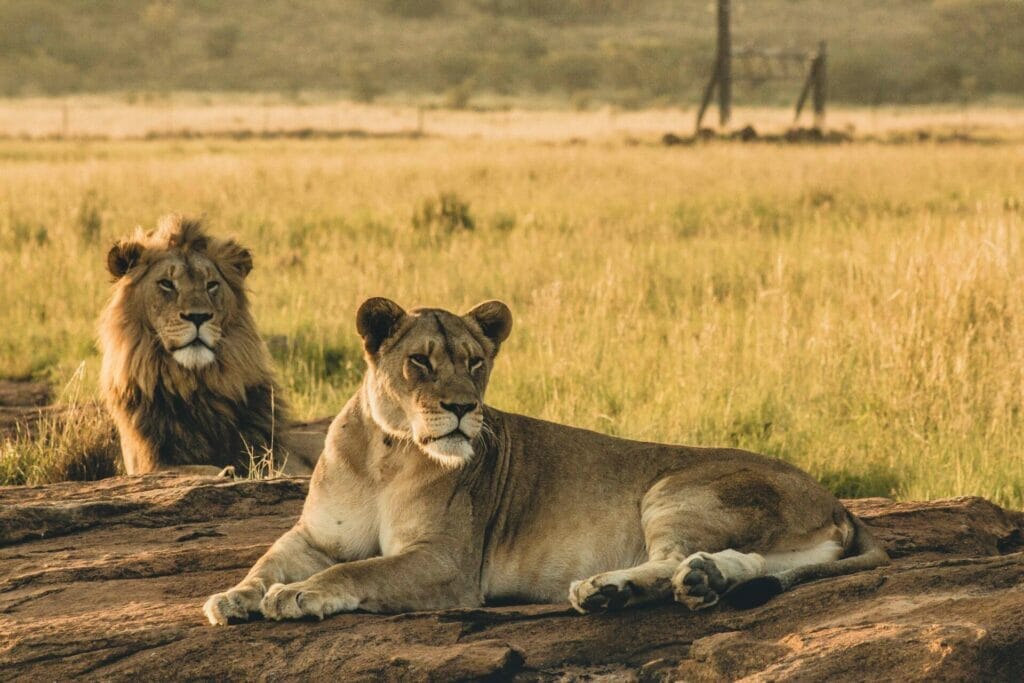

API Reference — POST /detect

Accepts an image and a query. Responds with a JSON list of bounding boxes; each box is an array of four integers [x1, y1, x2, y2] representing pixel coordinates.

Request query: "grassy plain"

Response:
[[1, 128, 1023, 507]]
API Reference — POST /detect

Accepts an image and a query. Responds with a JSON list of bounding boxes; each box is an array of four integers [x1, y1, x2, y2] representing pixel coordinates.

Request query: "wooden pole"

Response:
[[812, 41, 827, 130], [717, 0, 731, 127], [793, 58, 815, 124], [695, 68, 719, 132]]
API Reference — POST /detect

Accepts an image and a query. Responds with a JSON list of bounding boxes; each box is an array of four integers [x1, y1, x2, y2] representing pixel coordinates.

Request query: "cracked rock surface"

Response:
[[2, 475, 1023, 681]]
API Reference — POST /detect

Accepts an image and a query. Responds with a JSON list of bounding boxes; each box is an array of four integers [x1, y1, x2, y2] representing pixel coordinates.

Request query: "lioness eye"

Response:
[[469, 357, 484, 372], [409, 354, 432, 370], [207, 281, 220, 293], [157, 279, 175, 292]]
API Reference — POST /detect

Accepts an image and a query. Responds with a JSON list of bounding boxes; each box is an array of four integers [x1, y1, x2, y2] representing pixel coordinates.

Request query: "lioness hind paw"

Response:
[[673, 555, 729, 611]]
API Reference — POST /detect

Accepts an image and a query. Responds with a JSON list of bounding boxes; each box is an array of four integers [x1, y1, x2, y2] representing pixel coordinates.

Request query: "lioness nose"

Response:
[[181, 312, 213, 327], [442, 402, 477, 419]]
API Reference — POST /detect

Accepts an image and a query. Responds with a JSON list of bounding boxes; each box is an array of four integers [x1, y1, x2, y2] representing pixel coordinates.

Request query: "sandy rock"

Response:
[[1, 476, 1022, 681]]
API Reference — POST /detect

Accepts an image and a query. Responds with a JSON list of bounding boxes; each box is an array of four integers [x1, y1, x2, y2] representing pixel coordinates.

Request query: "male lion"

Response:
[[99, 215, 317, 477], [204, 298, 887, 624]]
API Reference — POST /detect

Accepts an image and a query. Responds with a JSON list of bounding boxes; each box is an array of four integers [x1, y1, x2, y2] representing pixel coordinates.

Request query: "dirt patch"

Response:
[[0, 380, 56, 442], [0, 380, 51, 408], [1, 476, 1021, 681]]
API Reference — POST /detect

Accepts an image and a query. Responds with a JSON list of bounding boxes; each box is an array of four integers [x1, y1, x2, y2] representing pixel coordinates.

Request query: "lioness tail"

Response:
[[725, 512, 889, 609]]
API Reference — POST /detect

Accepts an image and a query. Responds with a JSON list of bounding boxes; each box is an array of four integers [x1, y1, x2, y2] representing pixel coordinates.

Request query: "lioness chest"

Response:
[[300, 429, 465, 562]]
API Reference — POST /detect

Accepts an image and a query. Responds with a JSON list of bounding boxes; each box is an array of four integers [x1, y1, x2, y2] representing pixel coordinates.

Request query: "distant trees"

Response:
[[0, 0, 1022, 106]]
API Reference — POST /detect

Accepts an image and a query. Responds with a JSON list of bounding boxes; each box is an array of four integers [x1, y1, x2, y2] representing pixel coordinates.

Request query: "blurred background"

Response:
[[1, 0, 1023, 139], [3, 1, 1023, 106]]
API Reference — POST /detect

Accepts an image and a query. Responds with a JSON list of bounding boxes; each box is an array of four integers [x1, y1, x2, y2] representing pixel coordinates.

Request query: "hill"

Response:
[[1, 0, 1022, 106]]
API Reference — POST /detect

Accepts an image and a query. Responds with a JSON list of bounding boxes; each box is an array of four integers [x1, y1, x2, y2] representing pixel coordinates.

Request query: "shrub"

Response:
[[443, 79, 475, 109], [77, 191, 103, 244], [412, 192, 475, 233], [205, 24, 240, 60], [381, 0, 447, 19], [345, 65, 382, 103]]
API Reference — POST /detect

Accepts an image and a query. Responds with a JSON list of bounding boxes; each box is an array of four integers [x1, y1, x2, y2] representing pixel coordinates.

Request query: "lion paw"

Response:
[[260, 582, 357, 621], [672, 554, 729, 611], [203, 588, 261, 626], [569, 574, 635, 614]]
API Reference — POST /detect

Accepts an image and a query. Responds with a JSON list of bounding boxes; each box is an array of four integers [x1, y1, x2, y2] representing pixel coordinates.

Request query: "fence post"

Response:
[[716, 0, 732, 127], [61, 101, 69, 138], [695, 68, 719, 132], [812, 41, 827, 130]]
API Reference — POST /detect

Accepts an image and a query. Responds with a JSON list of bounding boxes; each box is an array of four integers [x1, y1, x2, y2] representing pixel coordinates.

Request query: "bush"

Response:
[[443, 79, 475, 109], [205, 24, 240, 60], [345, 65, 382, 103], [381, 0, 447, 19], [473, 0, 633, 23], [541, 52, 602, 91], [76, 191, 103, 244], [412, 192, 475, 233]]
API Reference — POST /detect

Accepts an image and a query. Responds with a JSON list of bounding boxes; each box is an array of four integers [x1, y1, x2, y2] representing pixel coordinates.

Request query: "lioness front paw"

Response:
[[203, 587, 262, 626], [672, 554, 729, 611], [260, 582, 357, 621], [569, 574, 635, 614]]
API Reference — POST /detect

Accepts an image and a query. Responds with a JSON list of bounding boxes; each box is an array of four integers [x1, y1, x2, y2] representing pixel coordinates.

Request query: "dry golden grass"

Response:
[[1, 127, 1023, 506], [2, 95, 1024, 141]]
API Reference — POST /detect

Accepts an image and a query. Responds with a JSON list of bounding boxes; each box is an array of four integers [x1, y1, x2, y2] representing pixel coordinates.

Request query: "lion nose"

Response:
[[181, 312, 213, 328], [441, 402, 477, 419]]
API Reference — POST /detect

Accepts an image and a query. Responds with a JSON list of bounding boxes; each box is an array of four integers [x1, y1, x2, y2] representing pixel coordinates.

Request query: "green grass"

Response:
[[2, 135, 1024, 507]]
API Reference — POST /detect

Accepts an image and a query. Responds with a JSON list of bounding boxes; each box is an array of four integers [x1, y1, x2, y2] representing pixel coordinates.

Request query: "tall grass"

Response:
[[0, 364, 119, 485], [1, 136, 1023, 507]]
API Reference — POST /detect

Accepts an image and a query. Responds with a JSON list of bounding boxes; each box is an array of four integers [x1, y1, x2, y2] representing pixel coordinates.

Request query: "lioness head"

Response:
[[356, 297, 512, 468], [104, 214, 254, 371]]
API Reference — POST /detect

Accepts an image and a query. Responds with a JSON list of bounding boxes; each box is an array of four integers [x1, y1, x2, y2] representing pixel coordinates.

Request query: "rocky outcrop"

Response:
[[1, 475, 1022, 681]]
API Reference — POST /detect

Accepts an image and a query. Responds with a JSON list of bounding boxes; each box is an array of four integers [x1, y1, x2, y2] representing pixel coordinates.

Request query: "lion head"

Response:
[[356, 297, 512, 468], [98, 215, 285, 468], [102, 214, 255, 373]]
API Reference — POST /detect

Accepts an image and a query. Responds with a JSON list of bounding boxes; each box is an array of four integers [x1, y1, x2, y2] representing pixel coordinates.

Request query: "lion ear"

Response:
[[356, 297, 406, 356], [217, 239, 253, 279], [106, 241, 143, 279], [466, 300, 513, 352]]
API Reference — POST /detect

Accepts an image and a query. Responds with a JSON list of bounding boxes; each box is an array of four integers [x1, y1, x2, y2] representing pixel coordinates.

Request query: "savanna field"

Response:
[[2, 127, 1023, 507]]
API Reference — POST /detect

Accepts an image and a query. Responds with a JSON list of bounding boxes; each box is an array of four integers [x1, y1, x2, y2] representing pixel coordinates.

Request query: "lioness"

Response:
[[100, 215, 317, 477], [204, 298, 887, 624]]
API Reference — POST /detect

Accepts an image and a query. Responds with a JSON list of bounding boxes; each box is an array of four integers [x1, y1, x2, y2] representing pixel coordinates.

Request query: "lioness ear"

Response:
[[217, 239, 253, 279], [466, 300, 513, 352], [106, 240, 143, 279], [356, 297, 407, 355]]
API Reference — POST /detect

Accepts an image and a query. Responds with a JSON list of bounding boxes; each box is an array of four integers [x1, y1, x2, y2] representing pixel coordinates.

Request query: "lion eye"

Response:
[[207, 281, 220, 293], [469, 357, 484, 372], [157, 279, 175, 292], [409, 354, 432, 371]]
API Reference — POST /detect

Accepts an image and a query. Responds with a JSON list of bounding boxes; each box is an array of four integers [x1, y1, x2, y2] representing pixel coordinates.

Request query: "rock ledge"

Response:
[[1, 476, 1022, 681]]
